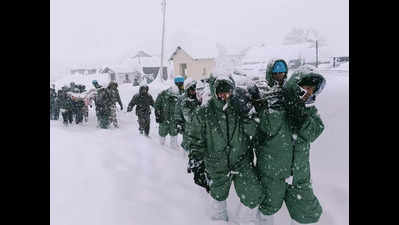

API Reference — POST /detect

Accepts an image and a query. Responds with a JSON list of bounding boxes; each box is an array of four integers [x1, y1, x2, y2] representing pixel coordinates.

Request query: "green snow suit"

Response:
[[154, 86, 184, 137], [95, 87, 115, 129], [256, 67, 326, 224], [174, 81, 201, 152], [188, 76, 264, 209]]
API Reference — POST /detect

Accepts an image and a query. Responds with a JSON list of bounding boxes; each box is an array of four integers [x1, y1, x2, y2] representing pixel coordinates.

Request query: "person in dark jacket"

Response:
[[71, 95, 86, 124], [174, 77, 201, 152], [107, 81, 123, 128], [57, 86, 74, 126], [94, 86, 114, 129], [50, 86, 59, 120], [174, 78, 208, 191], [127, 84, 155, 136], [91, 80, 103, 126]]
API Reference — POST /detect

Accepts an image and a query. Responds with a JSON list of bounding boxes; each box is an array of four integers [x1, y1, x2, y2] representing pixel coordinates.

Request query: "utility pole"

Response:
[[315, 40, 319, 68], [160, 0, 167, 81]]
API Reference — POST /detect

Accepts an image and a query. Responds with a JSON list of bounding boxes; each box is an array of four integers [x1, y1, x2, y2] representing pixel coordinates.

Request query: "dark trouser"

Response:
[[62, 110, 73, 124], [83, 106, 88, 122], [97, 107, 111, 129], [138, 113, 150, 136], [192, 161, 209, 192], [50, 103, 60, 120], [54, 107, 60, 120], [74, 108, 84, 124]]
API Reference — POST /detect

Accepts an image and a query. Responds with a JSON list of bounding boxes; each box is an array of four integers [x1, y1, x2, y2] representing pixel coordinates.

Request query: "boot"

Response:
[[256, 209, 274, 225], [210, 198, 228, 221], [160, 136, 166, 145], [170, 135, 178, 149]]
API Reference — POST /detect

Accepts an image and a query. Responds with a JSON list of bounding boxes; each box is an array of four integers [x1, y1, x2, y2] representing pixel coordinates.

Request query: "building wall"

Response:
[[171, 49, 216, 80], [191, 59, 216, 80], [171, 50, 194, 77]]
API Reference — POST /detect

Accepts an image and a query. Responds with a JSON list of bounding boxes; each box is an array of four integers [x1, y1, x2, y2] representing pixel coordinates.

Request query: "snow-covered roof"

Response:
[[169, 45, 217, 61], [132, 51, 152, 58], [108, 54, 163, 73], [241, 43, 317, 64]]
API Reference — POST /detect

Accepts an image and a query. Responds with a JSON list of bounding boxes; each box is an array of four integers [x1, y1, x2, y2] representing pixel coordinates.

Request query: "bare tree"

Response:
[[283, 27, 327, 47]]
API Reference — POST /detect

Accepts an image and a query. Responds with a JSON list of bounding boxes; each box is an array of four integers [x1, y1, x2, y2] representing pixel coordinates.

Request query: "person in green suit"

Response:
[[188, 75, 264, 222], [174, 77, 209, 191], [154, 76, 185, 148], [255, 63, 326, 225], [174, 77, 201, 152]]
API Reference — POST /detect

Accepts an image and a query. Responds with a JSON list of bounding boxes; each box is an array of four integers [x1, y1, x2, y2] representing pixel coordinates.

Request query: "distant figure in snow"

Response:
[[154, 76, 185, 149], [174, 78, 208, 191], [50, 84, 59, 120], [93, 83, 115, 129], [254, 61, 326, 225], [174, 77, 201, 152], [57, 86, 74, 126], [127, 84, 155, 136], [107, 81, 123, 128]]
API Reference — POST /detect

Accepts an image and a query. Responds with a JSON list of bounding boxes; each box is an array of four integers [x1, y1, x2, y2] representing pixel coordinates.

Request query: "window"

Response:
[[202, 68, 207, 75], [180, 63, 187, 76]]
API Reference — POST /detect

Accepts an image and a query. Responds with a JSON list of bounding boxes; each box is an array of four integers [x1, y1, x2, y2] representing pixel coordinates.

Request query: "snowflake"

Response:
[[297, 194, 302, 200]]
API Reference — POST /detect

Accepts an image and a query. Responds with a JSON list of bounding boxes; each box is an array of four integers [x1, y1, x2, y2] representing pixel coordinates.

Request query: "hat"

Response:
[[174, 76, 185, 83], [272, 61, 288, 73], [216, 80, 233, 94], [92, 80, 98, 84], [298, 75, 321, 87]]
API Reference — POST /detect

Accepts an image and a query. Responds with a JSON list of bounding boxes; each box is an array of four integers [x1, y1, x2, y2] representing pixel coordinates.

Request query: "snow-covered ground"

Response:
[[50, 68, 348, 225]]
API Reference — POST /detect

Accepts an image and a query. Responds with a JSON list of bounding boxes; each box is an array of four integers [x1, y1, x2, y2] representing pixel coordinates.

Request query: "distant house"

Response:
[[132, 51, 167, 82], [336, 56, 349, 63], [100, 51, 168, 85], [70, 68, 97, 75], [169, 46, 216, 80], [142, 66, 167, 82]]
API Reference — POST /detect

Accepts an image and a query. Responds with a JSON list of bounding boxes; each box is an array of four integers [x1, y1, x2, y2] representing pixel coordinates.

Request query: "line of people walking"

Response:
[[50, 58, 326, 225], [50, 80, 123, 129]]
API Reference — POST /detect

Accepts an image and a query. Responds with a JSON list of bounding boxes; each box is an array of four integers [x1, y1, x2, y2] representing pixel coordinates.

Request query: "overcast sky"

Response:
[[50, 0, 348, 72]]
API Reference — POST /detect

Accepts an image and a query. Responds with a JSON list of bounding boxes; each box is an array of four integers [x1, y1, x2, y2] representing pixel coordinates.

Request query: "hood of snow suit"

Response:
[[265, 59, 289, 87], [209, 75, 236, 109], [139, 85, 149, 95], [212, 75, 235, 97], [284, 66, 326, 104], [184, 77, 197, 92]]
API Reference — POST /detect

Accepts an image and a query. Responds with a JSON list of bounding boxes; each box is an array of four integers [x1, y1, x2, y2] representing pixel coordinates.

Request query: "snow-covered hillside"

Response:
[[50, 69, 348, 225]]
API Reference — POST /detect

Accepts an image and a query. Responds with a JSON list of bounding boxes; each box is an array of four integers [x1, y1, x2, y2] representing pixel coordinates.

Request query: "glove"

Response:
[[230, 87, 253, 116], [176, 123, 184, 134], [247, 84, 260, 101], [282, 88, 308, 131], [155, 111, 162, 123], [188, 159, 209, 192], [187, 159, 194, 173]]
